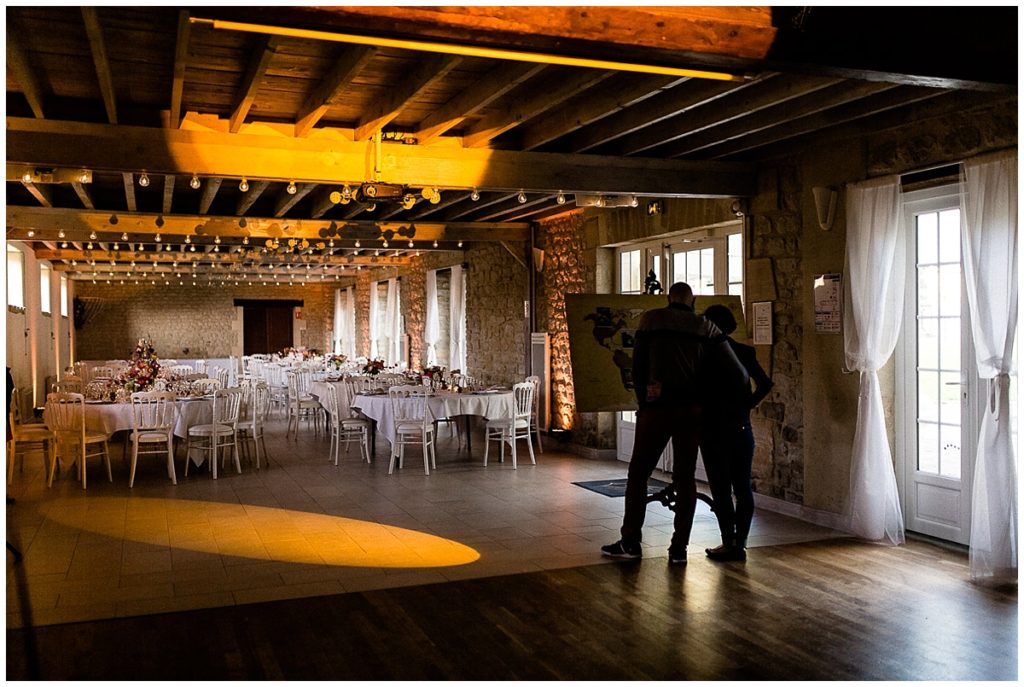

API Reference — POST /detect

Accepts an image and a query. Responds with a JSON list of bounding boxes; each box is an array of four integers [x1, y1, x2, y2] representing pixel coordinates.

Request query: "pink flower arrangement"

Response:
[[117, 338, 162, 392]]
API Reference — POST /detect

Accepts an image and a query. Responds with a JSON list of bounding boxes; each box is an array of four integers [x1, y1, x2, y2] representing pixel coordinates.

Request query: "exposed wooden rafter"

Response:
[[294, 45, 377, 138], [353, 54, 462, 141], [6, 26, 45, 119], [169, 10, 191, 129], [229, 35, 281, 133], [81, 7, 117, 125]]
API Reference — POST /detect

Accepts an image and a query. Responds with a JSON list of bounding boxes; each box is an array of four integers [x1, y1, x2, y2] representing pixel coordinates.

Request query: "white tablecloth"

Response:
[[44, 398, 213, 440], [351, 391, 514, 444]]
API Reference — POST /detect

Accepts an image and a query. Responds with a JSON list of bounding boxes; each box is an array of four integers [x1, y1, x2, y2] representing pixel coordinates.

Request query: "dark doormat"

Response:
[[573, 477, 672, 498]]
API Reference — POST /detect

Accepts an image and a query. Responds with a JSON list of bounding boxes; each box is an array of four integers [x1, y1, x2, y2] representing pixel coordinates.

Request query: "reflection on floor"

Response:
[[7, 415, 845, 628]]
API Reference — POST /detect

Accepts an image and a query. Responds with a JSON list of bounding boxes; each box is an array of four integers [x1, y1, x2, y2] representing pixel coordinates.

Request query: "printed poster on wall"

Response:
[[813, 273, 843, 333], [565, 293, 746, 413]]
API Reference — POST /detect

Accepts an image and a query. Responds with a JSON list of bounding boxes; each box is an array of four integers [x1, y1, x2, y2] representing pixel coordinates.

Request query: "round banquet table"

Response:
[[351, 390, 514, 448]]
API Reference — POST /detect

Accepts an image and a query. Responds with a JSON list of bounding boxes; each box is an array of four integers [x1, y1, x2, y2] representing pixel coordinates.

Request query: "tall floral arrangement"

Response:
[[118, 338, 162, 392]]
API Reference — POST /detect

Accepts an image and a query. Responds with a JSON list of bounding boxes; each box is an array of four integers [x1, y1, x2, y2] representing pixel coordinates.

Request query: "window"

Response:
[[7, 243, 25, 309], [619, 249, 642, 294], [40, 263, 51, 314], [60, 275, 69, 317]]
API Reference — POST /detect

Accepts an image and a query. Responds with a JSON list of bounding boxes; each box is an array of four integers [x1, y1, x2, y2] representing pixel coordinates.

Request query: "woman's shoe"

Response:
[[705, 543, 746, 562]]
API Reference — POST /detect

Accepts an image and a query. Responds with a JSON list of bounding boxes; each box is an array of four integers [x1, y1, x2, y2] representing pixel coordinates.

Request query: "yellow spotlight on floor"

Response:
[[42, 497, 480, 569]]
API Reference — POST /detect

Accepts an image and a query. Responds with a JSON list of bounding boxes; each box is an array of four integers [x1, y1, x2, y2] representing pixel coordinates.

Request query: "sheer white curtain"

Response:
[[424, 270, 440, 366], [961, 150, 1018, 584], [333, 288, 344, 354], [369, 280, 380, 359], [449, 264, 467, 372], [383, 277, 403, 366], [843, 175, 906, 545]]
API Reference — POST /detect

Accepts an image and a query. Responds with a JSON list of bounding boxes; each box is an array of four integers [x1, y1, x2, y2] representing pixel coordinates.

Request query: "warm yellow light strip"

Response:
[[191, 17, 746, 82]]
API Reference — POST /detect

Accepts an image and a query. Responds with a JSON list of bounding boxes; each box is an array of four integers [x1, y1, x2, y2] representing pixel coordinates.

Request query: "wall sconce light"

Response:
[[812, 186, 837, 231]]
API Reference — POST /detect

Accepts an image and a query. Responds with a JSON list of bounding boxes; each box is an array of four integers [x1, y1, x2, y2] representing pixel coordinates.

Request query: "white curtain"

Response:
[[384, 277, 403, 366], [369, 280, 380, 359], [961, 150, 1018, 584], [333, 288, 344, 354], [449, 264, 467, 373], [344, 287, 356, 359], [425, 270, 440, 366], [843, 175, 906, 545]]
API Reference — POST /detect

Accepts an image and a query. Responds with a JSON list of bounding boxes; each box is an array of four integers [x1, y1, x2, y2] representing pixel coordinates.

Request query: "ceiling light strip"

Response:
[[190, 17, 746, 83]]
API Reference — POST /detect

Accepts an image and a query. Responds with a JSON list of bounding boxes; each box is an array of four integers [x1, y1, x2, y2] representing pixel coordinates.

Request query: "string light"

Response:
[[122, 232, 129, 241], [517, 190, 527, 204], [556, 191, 566, 205], [239, 177, 249, 192], [89, 231, 98, 240], [138, 173, 150, 187], [287, 180, 297, 195], [470, 188, 480, 201], [433, 240, 439, 248], [190, 174, 201, 189]]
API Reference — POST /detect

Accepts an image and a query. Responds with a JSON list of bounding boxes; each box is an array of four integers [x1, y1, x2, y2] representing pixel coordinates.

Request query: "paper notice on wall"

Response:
[[813, 273, 842, 333], [752, 301, 773, 345]]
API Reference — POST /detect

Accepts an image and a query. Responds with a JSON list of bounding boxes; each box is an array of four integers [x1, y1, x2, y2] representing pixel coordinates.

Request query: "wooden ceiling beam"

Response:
[[516, 74, 686, 151], [229, 36, 281, 133], [294, 45, 377, 138], [659, 80, 898, 158], [81, 8, 118, 125], [308, 187, 337, 219], [35, 247, 413, 268], [22, 181, 53, 207], [8, 207, 531, 243], [471, 194, 556, 222], [559, 78, 761, 153], [613, 75, 841, 156], [6, 27, 46, 118], [122, 173, 137, 212], [414, 62, 546, 145], [273, 182, 314, 217], [235, 180, 271, 215], [71, 182, 95, 209], [7, 118, 756, 197], [162, 175, 175, 215], [353, 53, 462, 141], [462, 68, 615, 148], [408, 191, 472, 219], [199, 177, 222, 214], [700, 86, 957, 160], [169, 10, 191, 129]]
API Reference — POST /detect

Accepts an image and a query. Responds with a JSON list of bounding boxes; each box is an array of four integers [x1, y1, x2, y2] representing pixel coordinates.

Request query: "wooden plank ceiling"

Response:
[[5, 6, 1016, 280]]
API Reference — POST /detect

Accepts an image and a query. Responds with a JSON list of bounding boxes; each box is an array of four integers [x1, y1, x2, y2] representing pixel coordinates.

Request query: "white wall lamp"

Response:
[[812, 186, 838, 231]]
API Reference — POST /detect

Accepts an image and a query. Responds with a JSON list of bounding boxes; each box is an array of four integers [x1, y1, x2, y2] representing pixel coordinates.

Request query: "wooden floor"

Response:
[[7, 537, 1016, 680]]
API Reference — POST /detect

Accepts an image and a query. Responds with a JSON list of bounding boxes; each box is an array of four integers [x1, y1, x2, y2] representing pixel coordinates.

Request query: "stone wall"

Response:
[[73, 281, 343, 360]]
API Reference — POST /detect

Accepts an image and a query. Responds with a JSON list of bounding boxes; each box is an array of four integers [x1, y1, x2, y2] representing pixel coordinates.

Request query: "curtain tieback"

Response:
[[989, 373, 1012, 418]]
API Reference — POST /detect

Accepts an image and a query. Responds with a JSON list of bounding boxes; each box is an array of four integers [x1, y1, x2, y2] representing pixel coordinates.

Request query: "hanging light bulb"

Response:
[[287, 180, 297, 195], [408, 239, 414, 248], [61, 241, 69, 249], [470, 188, 480, 201], [89, 231, 98, 240], [21, 172, 32, 183], [556, 191, 567, 205], [629, 195, 639, 207], [87, 242, 94, 250], [113, 242, 119, 251], [457, 240, 464, 248], [401, 194, 416, 210], [138, 172, 150, 187], [433, 240, 439, 248], [354, 239, 361, 248], [121, 232, 129, 241], [382, 239, 389, 248], [239, 177, 249, 192], [58, 229, 66, 239], [190, 174, 200, 189], [242, 236, 249, 245], [517, 190, 527, 204], [214, 235, 221, 244], [155, 233, 161, 243], [184, 235, 191, 244], [26, 230, 35, 238], [366, 203, 377, 212]]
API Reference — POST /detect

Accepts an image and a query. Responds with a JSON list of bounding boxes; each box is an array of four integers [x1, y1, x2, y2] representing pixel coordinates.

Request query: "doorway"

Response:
[[239, 300, 299, 355], [896, 187, 977, 545]]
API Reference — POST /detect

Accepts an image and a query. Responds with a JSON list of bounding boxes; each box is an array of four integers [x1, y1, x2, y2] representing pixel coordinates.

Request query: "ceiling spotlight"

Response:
[[517, 190, 527, 204], [556, 191, 566, 205], [239, 177, 249, 192], [89, 231, 98, 241], [139, 173, 150, 187], [470, 188, 480, 201], [287, 180, 298, 195], [190, 174, 201, 189]]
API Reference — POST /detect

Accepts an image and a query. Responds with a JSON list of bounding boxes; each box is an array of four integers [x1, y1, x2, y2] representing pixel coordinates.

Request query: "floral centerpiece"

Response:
[[420, 366, 445, 381], [362, 358, 386, 376], [117, 338, 162, 393], [327, 354, 347, 369]]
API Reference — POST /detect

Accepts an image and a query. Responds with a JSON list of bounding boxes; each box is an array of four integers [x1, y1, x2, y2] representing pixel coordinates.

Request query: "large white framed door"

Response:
[[897, 188, 978, 545]]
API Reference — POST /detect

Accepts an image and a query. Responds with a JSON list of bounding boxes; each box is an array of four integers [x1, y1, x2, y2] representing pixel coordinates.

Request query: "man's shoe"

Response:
[[705, 544, 746, 562], [601, 540, 642, 559], [668, 548, 687, 565]]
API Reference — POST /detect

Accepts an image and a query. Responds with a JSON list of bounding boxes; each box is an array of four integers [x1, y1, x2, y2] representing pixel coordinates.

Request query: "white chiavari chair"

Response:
[[483, 381, 536, 470], [387, 385, 436, 475]]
